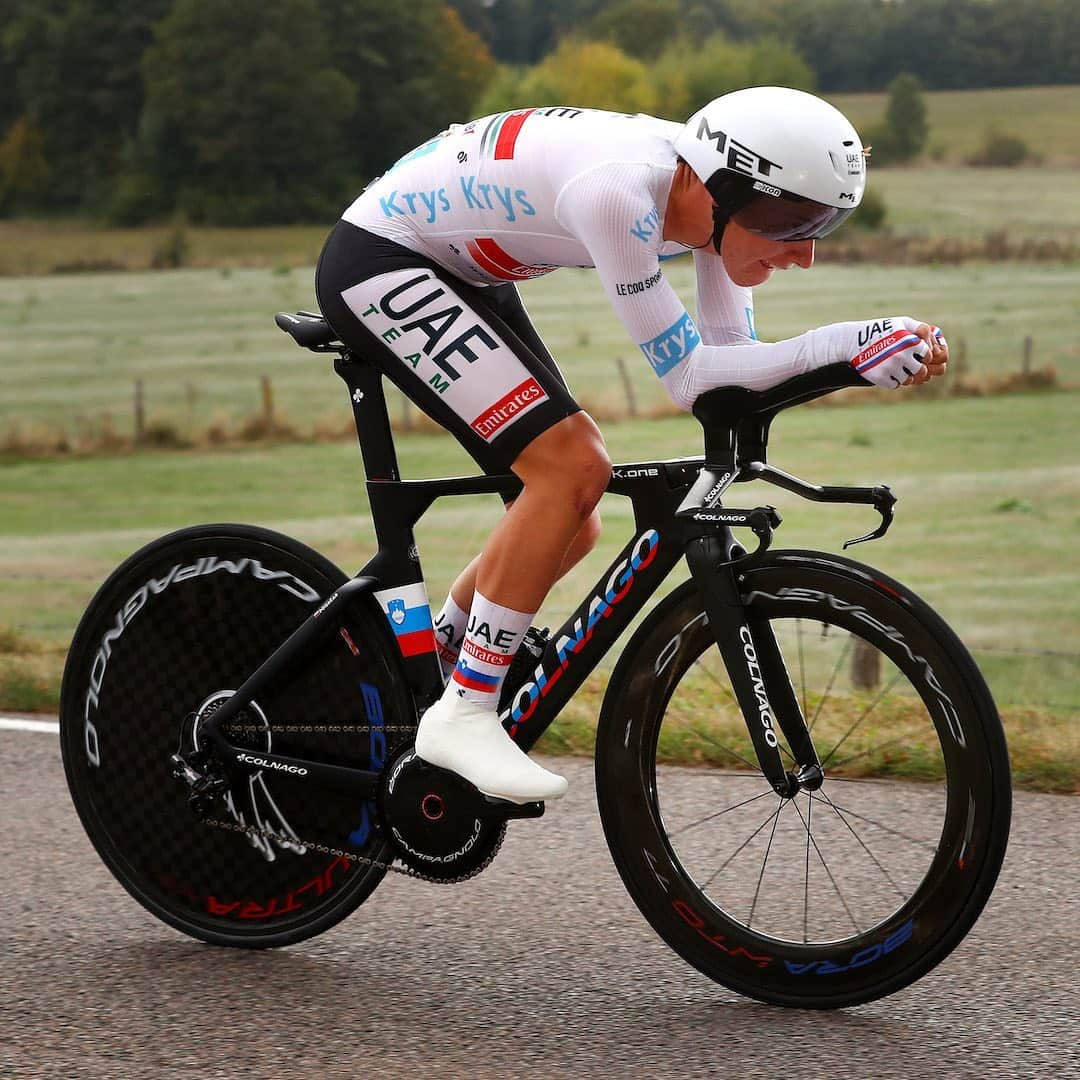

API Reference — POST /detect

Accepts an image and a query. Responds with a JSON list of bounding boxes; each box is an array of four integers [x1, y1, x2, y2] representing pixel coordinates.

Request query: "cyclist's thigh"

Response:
[[316, 221, 581, 475], [480, 283, 571, 393]]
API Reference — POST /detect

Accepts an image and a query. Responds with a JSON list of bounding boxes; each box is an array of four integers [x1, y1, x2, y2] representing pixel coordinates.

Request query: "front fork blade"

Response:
[[745, 614, 822, 775], [686, 536, 822, 796]]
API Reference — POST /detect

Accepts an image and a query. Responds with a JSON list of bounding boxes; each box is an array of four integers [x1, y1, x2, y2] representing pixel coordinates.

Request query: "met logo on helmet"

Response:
[[695, 119, 782, 180]]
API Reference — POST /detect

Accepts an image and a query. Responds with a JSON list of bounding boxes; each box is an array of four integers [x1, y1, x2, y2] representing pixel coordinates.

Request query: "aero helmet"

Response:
[[673, 86, 866, 248]]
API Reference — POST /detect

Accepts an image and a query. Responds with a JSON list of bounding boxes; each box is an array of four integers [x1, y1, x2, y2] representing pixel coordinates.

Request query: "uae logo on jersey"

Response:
[[480, 109, 535, 160]]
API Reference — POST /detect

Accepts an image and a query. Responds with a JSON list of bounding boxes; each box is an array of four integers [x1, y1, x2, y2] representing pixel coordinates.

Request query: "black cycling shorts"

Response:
[[315, 220, 581, 474]]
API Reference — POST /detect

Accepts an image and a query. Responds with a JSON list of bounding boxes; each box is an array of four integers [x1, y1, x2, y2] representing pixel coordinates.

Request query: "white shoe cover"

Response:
[[414, 696, 568, 804]]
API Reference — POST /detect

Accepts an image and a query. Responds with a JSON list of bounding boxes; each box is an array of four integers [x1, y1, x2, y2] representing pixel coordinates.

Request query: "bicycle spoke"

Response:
[[688, 654, 738, 702], [666, 717, 761, 774], [748, 798, 786, 930], [796, 619, 809, 724], [791, 796, 862, 936], [813, 788, 906, 899], [669, 787, 775, 837], [808, 633, 852, 734], [701, 798, 784, 890], [691, 653, 796, 764], [818, 666, 907, 768], [803, 794, 812, 943], [825, 725, 934, 772], [817, 795, 940, 853]]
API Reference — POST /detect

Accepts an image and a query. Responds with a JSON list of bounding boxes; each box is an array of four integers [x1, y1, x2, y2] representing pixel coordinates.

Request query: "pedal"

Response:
[[480, 796, 546, 820]]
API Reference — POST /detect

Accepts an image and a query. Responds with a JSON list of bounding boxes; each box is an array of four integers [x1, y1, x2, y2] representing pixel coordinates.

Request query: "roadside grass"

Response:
[[1, 392, 1076, 791], [0, 219, 328, 277], [830, 84, 1080, 166], [856, 168, 1080, 243], [1, 262, 1076, 449]]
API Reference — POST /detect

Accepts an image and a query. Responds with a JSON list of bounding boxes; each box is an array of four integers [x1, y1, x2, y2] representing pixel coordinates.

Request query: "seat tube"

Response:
[[686, 536, 792, 794]]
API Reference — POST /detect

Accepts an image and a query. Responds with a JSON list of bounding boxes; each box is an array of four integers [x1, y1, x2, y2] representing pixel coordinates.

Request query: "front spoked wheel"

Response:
[[60, 525, 415, 948], [596, 551, 1011, 1008]]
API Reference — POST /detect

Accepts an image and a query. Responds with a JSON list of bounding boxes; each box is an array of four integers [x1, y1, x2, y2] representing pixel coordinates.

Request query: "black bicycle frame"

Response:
[[200, 346, 894, 799]]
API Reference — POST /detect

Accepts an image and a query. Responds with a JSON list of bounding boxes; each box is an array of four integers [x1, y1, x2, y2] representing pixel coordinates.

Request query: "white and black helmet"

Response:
[[673, 86, 866, 245]]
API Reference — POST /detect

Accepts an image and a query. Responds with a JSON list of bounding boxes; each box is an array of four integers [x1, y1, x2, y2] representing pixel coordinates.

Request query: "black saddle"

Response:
[[274, 310, 340, 351]]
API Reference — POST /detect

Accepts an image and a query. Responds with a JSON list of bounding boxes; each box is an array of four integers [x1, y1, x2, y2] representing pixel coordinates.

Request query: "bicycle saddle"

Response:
[[274, 310, 340, 351]]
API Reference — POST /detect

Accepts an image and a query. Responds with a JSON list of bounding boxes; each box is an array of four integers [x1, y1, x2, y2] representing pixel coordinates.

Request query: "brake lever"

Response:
[[843, 485, 896, 549]]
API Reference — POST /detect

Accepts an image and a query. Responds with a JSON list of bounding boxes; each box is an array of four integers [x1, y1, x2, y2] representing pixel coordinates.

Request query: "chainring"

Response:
[[380, 749, 507, 882]]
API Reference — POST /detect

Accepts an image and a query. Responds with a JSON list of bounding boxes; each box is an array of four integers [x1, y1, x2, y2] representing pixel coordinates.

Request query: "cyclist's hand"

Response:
[[850, 317, 948, 388], [906, 322, 948, 385]]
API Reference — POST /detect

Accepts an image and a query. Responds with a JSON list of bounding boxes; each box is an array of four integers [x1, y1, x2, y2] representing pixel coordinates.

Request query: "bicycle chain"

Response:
[[204, 721, 504, 884]]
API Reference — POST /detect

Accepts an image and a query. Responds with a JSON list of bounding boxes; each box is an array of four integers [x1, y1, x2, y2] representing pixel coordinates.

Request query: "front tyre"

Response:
[[595, 550, 1011, 1008], [60, 525, 414, 948]]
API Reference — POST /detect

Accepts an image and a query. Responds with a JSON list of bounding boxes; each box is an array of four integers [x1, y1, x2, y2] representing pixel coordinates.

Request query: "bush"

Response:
[[850, 187, 887, 230], [967, 129, 1035, 167], [150, 223, 190, 269], [864, 74, 927, 165]]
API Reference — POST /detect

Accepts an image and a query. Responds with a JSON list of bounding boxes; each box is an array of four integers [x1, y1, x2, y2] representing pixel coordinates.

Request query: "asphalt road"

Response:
[[1, 728, 1075, 1080]]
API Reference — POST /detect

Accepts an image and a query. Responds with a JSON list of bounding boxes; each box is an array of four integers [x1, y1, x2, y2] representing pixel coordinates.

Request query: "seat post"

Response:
[[334, 352, 401, 483]]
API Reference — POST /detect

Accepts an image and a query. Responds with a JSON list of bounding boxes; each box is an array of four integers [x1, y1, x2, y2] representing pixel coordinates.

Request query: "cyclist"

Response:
[[315, 86, 948, 805]]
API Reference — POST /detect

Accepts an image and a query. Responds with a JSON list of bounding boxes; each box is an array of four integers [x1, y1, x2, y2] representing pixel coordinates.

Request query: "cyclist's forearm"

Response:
[[660, 323, 847, 406]]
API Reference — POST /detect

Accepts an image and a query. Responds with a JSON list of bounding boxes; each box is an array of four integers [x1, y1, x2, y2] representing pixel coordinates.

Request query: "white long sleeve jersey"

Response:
[[343, 107, 854, 409]]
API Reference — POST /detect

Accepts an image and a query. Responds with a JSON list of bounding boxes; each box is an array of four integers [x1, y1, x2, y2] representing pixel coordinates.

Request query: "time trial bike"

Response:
[[60, 310, 1011, 1009]]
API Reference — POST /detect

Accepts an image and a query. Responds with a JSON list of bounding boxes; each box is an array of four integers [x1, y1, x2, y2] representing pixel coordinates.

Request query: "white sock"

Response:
[[433, 592, 469, 683], [450, 590, 533, 706]]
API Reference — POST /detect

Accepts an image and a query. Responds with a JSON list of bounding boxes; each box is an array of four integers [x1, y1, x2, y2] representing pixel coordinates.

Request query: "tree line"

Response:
[[1, 0, 1076, 224], [455, 0, 1080, 90]]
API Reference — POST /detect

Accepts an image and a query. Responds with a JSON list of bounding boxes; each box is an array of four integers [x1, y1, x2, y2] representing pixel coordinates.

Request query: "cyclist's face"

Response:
[[720, 221, 815, 287]]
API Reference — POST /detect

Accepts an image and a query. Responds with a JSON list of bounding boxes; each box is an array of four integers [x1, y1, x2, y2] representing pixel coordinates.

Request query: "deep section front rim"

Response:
[[596, 553, 1011, 1007]]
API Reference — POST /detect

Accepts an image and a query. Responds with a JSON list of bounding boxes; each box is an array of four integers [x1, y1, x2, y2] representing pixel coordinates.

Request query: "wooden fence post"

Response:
[[851, 637, 881, 690], [1022, 336, 1033, 375], [955, 338, 968, 376], [261, 375, 275, 429], [134, 379, 145, 445], [614, 355, 638, 419]]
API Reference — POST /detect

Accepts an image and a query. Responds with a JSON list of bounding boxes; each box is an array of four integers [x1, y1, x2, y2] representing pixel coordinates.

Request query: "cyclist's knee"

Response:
[[514, 413, 612, 515]]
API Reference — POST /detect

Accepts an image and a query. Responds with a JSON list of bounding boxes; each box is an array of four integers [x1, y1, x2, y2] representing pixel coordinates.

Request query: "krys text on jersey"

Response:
[[379, 177, 537, 225]]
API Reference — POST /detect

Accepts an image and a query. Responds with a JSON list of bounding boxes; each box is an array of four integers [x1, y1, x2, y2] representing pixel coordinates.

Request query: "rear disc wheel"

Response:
[[60, 524, 414, 947]]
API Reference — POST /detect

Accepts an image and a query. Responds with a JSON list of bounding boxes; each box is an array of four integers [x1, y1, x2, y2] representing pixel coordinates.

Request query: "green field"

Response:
[[2, 388, 1077, 788], [2, 261, 1076, 449], [1, 168, 1078, 277], [830, 84, 1080, 165], [1, 87, 1079, 276], [865, 167, 1080, 242]]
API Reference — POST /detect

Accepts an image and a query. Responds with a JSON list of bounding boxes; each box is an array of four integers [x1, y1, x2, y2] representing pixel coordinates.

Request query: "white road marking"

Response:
[[0, 717, 60, 734]]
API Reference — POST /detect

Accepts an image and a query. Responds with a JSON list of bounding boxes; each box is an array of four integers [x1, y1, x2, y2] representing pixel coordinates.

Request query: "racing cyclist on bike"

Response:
[[314, 86, 948, 805]]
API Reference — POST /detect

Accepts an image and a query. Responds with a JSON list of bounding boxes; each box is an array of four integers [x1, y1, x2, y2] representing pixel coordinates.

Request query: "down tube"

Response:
[[502, 526, 684, 752]]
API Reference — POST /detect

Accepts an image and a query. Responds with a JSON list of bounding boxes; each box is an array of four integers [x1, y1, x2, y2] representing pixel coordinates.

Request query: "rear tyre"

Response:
[[595, 551, 1011, 1008], [60, 524, 414, 948]]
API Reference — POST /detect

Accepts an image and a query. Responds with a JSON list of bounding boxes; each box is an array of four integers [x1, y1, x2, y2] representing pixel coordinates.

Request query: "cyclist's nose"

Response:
[[789, 240, 815, 269]]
